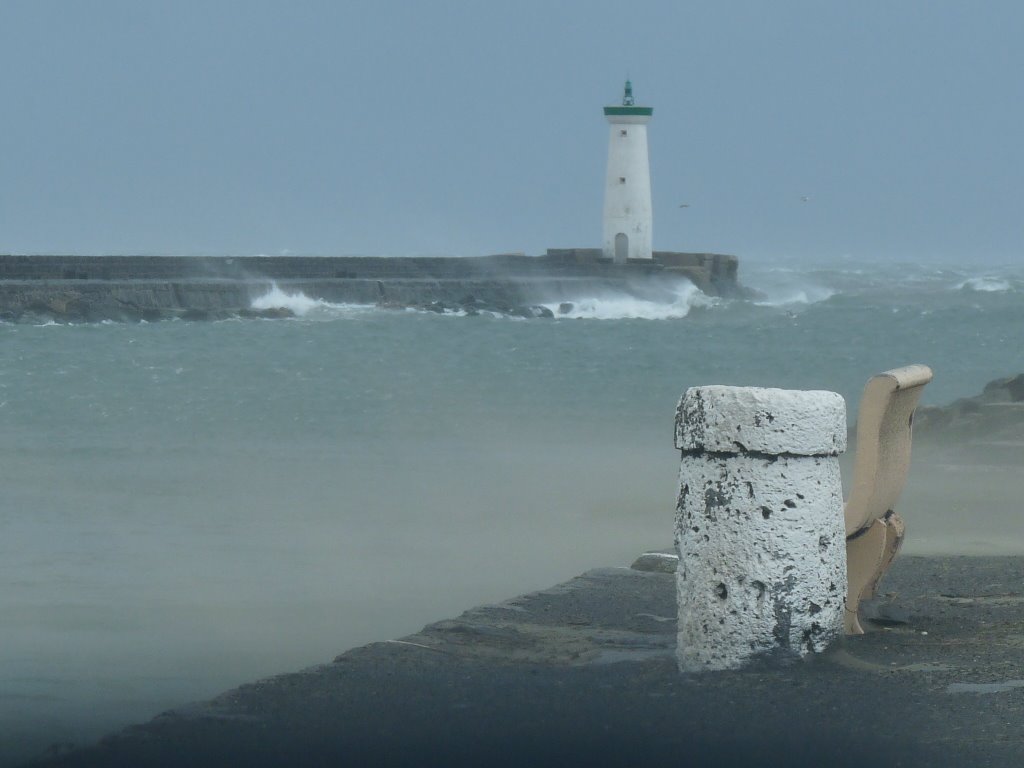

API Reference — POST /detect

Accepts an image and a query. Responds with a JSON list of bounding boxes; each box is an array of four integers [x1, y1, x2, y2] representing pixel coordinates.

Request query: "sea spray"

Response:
[[954, 276, 1013, 293], [543, 281, 713, 320], [250, 283, 375, 317], [752, 286, 837, 307], [741, 264, 840, 308]]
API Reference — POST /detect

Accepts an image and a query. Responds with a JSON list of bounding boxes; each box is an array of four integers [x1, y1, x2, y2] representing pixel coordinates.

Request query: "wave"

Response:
[[541, 282, 713, 320], [954, 276, 1012, 293], [752, 284, 837, 307], [250, 284, 375, 318]]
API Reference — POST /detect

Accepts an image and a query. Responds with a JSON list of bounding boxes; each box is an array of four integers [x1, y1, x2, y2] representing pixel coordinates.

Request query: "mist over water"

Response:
[[2, 257, 1023, 764]]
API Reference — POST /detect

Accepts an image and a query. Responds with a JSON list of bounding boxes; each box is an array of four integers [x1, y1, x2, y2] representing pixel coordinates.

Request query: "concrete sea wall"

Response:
[[0, 251, 742, 322]]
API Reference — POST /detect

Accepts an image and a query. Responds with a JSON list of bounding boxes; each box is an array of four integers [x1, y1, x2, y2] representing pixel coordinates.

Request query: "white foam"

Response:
[[543, 282, 713, 320], [752, 284, 836, 307], [954, 276, 1012, 293], [403, 306, 470, 317], [250, 283, 375, 318]]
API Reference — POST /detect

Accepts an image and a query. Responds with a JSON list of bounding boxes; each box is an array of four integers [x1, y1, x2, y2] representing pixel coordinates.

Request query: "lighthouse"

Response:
[[602, 80, 654, 263]]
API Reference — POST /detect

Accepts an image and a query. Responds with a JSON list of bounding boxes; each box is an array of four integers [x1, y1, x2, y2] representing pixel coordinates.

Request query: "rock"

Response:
[[558, 302, 575, 315], [510, 305, 554, 319], [983, 374, 1024, 402], [630, 551, 679, 573], [260, 307, 295, 319], [238, 307, 295, 320], [21, 295, 98, 323], [459, 297, 505, 315], [913, 373, 1024, 443]]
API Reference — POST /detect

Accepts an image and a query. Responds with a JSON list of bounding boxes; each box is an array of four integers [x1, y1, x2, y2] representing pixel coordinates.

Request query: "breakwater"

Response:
[[32, 556, 1024, 768], [0, 250, 740, 322]]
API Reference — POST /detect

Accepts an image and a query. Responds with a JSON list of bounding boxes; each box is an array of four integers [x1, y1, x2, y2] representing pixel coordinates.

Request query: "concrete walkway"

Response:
[[33, 556, 1024, 767]]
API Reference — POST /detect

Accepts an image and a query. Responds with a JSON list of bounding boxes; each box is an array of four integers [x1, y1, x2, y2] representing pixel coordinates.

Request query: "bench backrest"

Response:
[[845, 364, 933, 536]]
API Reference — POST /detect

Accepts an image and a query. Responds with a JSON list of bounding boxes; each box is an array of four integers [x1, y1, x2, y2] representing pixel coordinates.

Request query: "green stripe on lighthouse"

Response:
[[604, 80, 652, 116], [603, 106, 654, 116]]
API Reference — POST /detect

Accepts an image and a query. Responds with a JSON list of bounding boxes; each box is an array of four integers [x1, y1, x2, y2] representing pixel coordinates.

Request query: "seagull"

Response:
[[679, 203, 691, 208], [800, 196, 811, 203]]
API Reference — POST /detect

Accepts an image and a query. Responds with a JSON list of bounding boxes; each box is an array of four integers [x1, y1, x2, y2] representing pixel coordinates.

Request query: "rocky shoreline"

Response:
[[914, 373, 1024, 443], [0, 251, 742, 323]]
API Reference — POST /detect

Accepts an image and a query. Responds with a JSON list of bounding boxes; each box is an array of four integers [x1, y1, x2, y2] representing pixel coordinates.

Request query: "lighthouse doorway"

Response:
[[614, 233, 628, 264]]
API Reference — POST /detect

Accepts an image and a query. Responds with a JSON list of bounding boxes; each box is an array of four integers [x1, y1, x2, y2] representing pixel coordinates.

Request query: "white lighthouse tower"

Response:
[[602, 80, 654, 263]]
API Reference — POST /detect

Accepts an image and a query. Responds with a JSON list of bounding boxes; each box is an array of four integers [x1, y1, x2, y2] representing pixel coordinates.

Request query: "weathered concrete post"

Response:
[[674, 386, 847, 671]]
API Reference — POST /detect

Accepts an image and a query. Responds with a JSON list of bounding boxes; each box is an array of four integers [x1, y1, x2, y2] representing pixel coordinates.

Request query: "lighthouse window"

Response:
[[619, 177, 626, 184], [620, 129, 628, 137]]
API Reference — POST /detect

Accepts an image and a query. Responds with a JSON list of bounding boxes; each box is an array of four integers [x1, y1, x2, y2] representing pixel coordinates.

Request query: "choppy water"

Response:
[[2, 255, 1023, 764]]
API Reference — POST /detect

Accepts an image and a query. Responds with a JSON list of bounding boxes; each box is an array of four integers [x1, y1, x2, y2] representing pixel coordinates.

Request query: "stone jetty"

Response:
[[30, 555, 1024, 768], [0, 250, 741, 323]]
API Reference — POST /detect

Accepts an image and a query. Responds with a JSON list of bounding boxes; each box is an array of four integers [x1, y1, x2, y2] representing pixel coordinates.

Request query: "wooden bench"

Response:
[[844, 364, 933, 634]]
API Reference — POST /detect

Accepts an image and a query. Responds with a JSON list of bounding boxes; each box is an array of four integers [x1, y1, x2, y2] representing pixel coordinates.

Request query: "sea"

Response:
[[2, 254, 1022, 764]]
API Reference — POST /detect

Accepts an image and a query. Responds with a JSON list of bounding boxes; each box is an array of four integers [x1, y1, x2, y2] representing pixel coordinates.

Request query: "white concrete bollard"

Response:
[[674, 386, 848, 672]]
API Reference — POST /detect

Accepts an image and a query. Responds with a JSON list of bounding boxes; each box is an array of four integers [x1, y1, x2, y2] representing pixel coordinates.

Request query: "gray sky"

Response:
[[1, 1, 1022, 263]]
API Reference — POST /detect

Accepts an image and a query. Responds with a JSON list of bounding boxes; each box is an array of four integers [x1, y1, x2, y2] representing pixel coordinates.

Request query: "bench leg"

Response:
[[844, 515, 906, 634], [865, 513, 906, 600], [845, 520, 887, 635]]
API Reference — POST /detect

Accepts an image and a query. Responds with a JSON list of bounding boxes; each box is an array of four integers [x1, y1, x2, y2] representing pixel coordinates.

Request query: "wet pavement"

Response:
[[31, 555, 1024, 767]]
